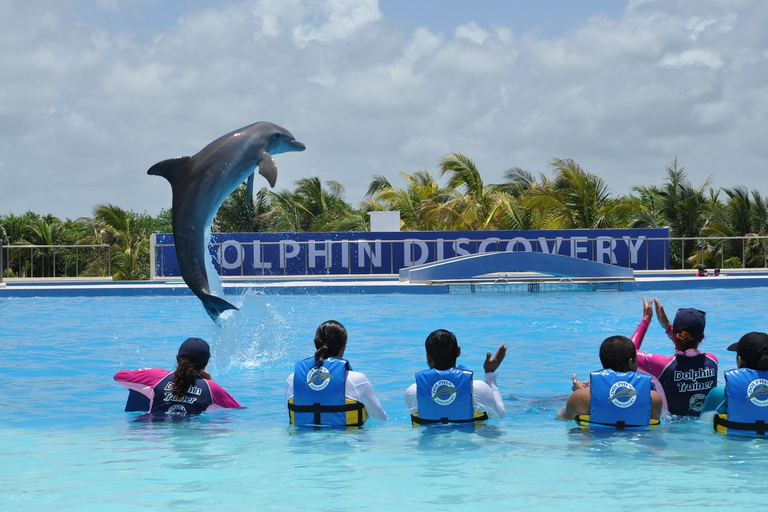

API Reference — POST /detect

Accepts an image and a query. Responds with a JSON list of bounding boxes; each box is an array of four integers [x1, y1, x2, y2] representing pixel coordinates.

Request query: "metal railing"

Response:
[[3, 235, 767, 281], [1, 244, 111, 279]]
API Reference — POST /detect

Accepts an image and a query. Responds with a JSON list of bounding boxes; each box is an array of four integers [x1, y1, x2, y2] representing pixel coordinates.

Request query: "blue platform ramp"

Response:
[[399, 251, 634, 283]]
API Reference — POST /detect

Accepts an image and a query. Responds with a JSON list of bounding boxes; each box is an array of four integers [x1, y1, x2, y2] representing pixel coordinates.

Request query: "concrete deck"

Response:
[[2, 269, 768, 297]]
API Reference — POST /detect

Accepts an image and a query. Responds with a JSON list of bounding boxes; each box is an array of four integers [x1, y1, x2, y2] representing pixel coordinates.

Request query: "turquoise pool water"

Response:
[[2, 289, 768, 510]]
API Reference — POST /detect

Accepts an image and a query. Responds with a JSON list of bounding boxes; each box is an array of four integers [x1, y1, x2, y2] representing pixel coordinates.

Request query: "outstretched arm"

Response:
[[484, 344, 507, 373], [631, 297, 654, 350], [654, 298, 672, 335]]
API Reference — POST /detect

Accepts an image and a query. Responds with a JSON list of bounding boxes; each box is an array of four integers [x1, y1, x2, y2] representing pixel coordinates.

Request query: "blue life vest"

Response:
[[658, 353, 717, 416], [288, 357, 366, 427], [576, 369, 655, 429], [411, 367, 488, 425], [714, 368, 768, 435], [149, 372, 213, 415]]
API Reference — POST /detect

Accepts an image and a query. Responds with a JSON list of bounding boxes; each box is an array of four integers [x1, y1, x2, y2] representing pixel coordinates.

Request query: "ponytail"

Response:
[[172, 354, 199, 399], [756, 353, 768, 372], [674, 330, 700, 352], [314, 345, 329, 368]]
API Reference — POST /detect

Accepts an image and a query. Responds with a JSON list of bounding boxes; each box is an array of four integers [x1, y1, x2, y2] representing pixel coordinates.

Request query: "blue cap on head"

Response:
[[673, 308, 706, 339], [177, 337, 210, 369]]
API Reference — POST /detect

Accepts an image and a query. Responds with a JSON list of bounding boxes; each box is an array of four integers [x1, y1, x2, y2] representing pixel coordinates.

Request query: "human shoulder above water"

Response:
[[557, 335, 663, 427], [286, 320, 387, 427], [405, 328, 506, 425], [630, 297, 718, 417], [114, 336, 243, 416], [701, 331, 768, 435]]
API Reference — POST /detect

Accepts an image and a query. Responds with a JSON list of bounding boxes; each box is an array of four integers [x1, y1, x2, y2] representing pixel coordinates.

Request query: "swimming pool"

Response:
[[2, 288, 768, 510]]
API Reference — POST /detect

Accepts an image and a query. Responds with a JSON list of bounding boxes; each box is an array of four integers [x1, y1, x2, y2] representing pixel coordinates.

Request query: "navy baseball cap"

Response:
[[728, 332, 768, 368], [177, 337, 211, 368], [672, 308, 706, 339]]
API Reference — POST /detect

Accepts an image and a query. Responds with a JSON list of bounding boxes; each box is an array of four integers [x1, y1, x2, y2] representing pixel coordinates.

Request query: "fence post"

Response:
[[150, 233, 157, 279]]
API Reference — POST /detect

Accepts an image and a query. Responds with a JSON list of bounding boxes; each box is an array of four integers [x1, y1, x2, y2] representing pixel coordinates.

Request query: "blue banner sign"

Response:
[[152, 229, 670, 278]]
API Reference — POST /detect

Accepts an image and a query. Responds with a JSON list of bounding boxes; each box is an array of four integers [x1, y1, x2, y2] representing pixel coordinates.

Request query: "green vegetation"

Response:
[[3, 156, 767, 280]]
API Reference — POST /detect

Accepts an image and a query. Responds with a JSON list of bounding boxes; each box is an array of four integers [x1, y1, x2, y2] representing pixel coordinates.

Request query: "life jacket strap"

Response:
[[410, 412, 488, 426], [288, 401, 366, 427], [574, 415, 659, 429], [714, 414, 767, 435]]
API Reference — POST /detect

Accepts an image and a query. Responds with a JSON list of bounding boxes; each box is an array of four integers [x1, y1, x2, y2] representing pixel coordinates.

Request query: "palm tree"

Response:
[[264, 177, 358, 232], [363, 170, 445, 230], [705, 186, 768, 268], [653, 159, 713, 268], [79, 203, 149, 280], [436, 152, 515, 230], [525, 158, 616, 229], [23, 218, 63, 277]]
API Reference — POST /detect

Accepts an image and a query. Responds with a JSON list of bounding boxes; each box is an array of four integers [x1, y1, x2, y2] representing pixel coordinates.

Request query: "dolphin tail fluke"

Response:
[[147, 157, 190, 187], [258, 152, 278, 188], [201, 293, 239, 322]]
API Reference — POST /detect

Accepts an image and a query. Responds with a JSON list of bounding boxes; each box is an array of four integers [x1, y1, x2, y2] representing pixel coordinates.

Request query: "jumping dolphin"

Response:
[[148, 122, 305, 321]]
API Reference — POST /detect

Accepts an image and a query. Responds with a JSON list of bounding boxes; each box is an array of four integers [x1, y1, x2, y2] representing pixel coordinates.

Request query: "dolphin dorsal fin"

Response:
[[147, 157, 190, 187], [258, 152, 278, 188]]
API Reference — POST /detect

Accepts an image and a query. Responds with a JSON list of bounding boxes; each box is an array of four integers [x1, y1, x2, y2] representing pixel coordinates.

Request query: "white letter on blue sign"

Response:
[[596, 237, 617, 264], [505, 238, 532, 252], [405, 239, 429, 266], [358, 240, 382, 268], [219, 240, 243, 270], [479, 238, 501, 253], [454, 238, 471, 256], [279, 240, 300, 268], [571, 237, 588, 258], [253, 241, 272, 269], [622, 236, 646, 265], [308, 240, 329, 269]]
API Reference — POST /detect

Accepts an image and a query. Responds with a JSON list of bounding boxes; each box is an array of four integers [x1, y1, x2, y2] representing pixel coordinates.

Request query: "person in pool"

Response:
[[557, 335, 663, 426], [285, 320, 387, 427], [405, 329, 506, 425], [629, 298, 718, 416], [114, 337, 242, 416], [700, 332, 768, 434]]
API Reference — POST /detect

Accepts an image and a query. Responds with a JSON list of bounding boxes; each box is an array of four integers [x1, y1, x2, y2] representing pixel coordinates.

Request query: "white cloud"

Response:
[[661, 49, 724, 69], [1, 0, 768, 220], [293, 0, 382, 48], [455, 22, 489, 44]]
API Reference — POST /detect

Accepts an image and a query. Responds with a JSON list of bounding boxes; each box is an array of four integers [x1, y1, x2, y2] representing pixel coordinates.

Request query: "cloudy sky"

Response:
[[1, 0, 767, 220]]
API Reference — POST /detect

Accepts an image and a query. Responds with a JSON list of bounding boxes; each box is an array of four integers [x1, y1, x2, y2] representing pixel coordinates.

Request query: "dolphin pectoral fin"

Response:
[[201, 293, 239, 322], [147, 157, 190, 187], [258, 152, 278, 188], [246, 173, 255, 203]]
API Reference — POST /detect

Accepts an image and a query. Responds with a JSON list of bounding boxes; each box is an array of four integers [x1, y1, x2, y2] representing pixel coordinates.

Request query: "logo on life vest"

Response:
[[305, 366, 332, 391], [431, 380, 458, 406], [608, 381, 638, 408], [166, 404, 188, 415], [745, 379, 768, 406], [689, 393, 706, 412]]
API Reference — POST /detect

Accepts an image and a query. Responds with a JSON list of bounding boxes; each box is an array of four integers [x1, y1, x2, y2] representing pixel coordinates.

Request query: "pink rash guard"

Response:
[[631, 318, 718, 416], [114, 368, 242, 413]]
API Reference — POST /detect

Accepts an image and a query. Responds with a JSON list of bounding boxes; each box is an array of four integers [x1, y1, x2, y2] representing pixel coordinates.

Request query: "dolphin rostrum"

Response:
[[148, 122, 305, 321]]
